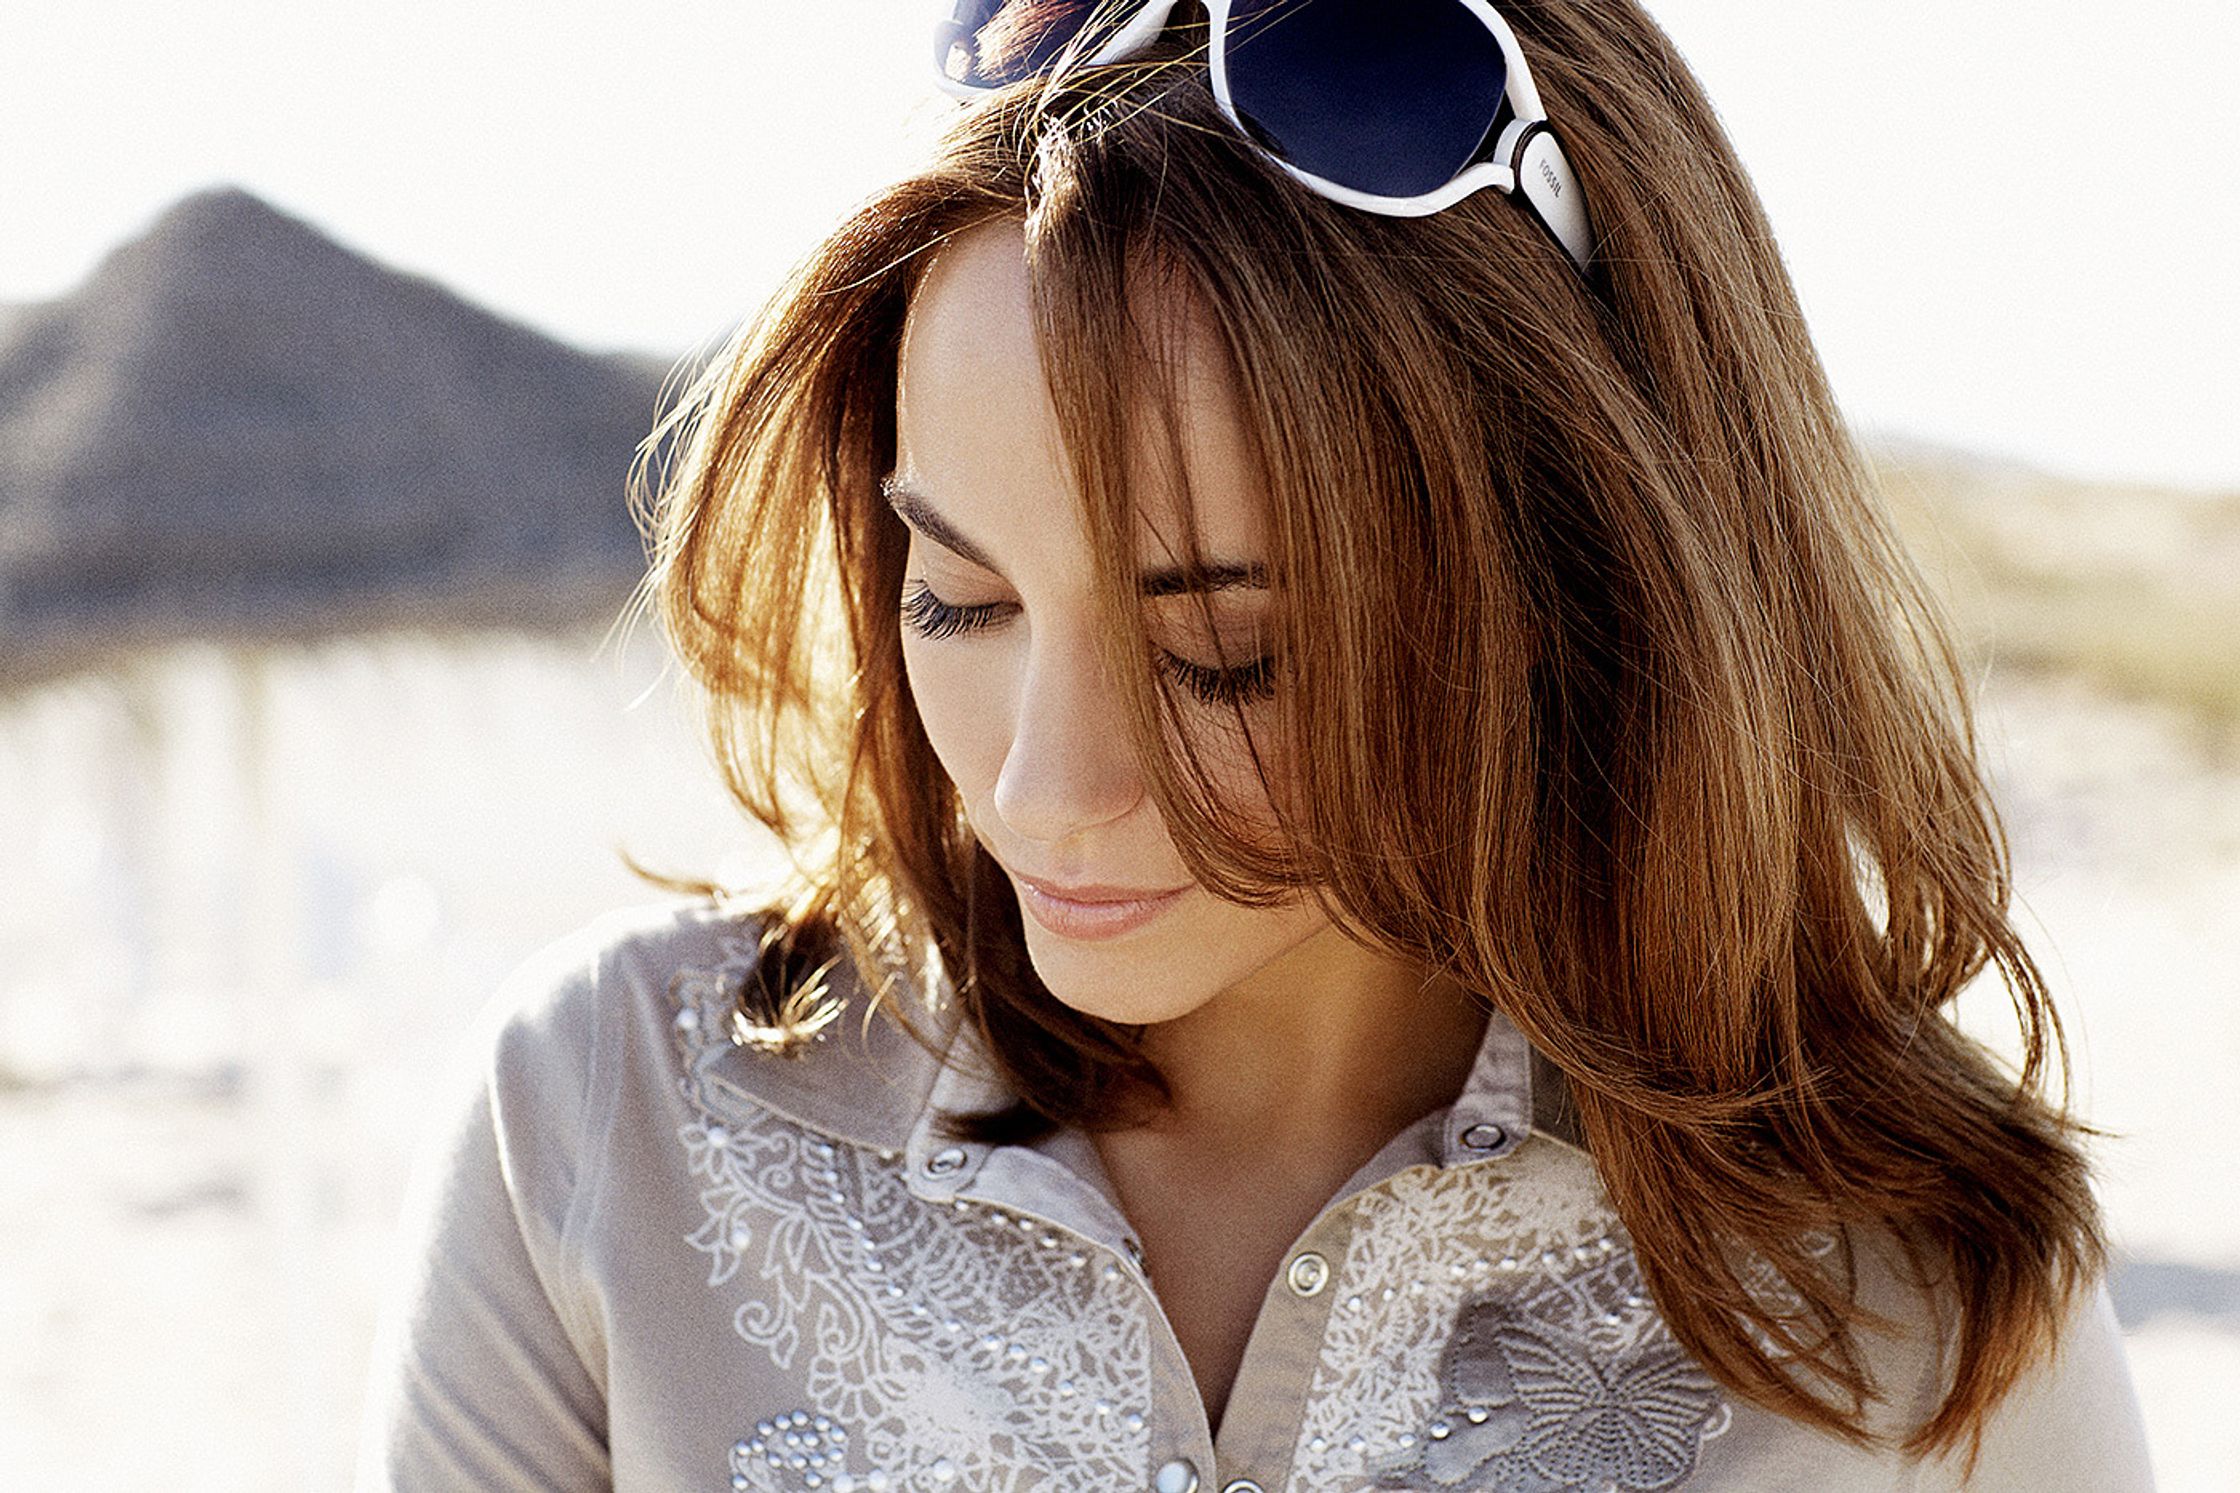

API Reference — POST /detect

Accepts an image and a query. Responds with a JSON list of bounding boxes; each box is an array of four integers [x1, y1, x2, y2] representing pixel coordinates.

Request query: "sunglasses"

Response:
[[931, 0, 1596, 273]]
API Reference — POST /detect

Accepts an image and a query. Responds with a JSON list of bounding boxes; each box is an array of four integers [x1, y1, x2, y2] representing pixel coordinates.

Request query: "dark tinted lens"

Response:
[[1223, 0, 1508, 198], [940, 0, 1144, 88]]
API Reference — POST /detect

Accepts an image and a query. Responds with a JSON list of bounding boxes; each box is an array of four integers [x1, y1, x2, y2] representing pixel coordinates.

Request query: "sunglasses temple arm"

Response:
[[1510, 122, 1596, 273]]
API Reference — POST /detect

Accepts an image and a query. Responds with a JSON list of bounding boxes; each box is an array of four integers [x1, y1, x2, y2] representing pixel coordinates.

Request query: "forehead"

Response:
[[893, 217, 1267, 559]]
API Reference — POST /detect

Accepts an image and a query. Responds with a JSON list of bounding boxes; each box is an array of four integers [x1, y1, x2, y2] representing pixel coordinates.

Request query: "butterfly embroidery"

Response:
[[1372, 1292, 1725, 1492]]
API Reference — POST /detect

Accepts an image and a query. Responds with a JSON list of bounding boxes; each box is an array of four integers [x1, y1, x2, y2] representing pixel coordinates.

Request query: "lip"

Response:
[[1015, 872, 1185, 904], [1012, 873, 1191, 941]]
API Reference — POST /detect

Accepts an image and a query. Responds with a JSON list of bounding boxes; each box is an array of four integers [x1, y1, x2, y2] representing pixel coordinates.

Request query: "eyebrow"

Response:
[[879, 474, 1270, 596]]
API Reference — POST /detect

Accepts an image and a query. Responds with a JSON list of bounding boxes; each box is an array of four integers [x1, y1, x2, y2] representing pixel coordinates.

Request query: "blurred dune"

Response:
[[0, 187, 679, 687]]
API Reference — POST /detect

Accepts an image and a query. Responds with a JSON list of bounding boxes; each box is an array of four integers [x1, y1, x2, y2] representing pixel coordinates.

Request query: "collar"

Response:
[[1439, 996, 1539, 1164], [690, 926, 1585, 1176], [677, 926, 958, 1160], [890, 994, 1590, 1248], [890, 978, 1586, 1198]]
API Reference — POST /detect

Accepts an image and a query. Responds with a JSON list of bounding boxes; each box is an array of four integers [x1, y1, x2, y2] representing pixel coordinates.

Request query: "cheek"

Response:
[[1186, 708, 1299, 841], [901, 633, 1007, 793]]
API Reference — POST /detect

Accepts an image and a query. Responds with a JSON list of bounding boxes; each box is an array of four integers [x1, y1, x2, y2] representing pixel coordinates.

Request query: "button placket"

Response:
[[1201, 1213, 1356, 1490]]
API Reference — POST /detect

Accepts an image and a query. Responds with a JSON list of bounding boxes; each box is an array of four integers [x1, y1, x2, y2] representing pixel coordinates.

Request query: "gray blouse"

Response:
[[355, 897, 2155, 1491]]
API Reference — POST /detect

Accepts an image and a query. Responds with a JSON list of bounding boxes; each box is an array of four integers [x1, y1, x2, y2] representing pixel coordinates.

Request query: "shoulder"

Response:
[[473, 894, 955, 1160], [1913, 1269, 2155, 1491], [429, 900, 771, 1210], [467, 896, 770, 1095], [1817, 1231, 2155, 1490], [1690, 1231, 2152, 1489]]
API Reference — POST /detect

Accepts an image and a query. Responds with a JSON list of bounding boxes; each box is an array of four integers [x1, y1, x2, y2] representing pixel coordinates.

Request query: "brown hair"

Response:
[[625, 0, 2108, 1471]]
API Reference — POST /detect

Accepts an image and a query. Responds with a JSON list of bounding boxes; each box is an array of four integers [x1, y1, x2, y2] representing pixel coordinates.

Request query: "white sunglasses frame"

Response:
[[932, 0, 1596, 273]]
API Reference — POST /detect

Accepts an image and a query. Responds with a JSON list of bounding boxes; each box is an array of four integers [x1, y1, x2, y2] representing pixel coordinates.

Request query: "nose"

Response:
[[989, 627, 1148, 848]]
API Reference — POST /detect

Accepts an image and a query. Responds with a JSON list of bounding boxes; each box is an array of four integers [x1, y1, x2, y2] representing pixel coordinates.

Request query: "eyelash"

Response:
[[899, 582, 1276, 708]]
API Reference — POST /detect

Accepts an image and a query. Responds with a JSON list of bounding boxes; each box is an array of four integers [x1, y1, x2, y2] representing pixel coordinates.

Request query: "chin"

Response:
[[1017, 930, 1217, 1028]]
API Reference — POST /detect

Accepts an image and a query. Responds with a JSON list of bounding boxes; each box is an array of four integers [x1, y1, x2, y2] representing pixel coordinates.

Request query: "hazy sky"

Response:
[[6, 1, 2235, 490]]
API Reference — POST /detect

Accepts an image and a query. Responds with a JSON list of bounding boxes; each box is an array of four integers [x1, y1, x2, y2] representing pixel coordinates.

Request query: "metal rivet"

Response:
[[923, 1146, 968, 1176], [1220, 1481, 1266, 1493], [1152, 1458, 1199, 1493], [1459, 1121, 1509, 1151], [1285, 1251, 1330, 1298]]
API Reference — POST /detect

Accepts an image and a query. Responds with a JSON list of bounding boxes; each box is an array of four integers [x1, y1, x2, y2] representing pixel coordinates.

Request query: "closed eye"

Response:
[[898, 582, 1275, 708]]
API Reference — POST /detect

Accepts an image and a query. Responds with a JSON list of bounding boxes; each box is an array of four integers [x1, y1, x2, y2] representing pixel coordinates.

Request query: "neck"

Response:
[[1126, 919, 1490, 1156]]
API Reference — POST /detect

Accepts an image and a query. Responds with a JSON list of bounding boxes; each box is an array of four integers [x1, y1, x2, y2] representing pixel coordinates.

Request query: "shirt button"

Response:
[[1285, 1250, 1330, 1298], [923, 1146, 968, 1176], [1151, 1457, 1199, 1493], [1221, 1481, 1266, 1493], [1459, 1121, 1509, 1151]]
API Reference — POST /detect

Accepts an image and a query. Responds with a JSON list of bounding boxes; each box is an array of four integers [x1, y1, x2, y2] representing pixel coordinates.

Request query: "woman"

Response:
[[358, 3, 2154, 1489]]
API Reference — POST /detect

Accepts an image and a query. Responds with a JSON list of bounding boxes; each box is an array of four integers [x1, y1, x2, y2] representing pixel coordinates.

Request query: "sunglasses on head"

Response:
[[931, 0, 1597, 274]]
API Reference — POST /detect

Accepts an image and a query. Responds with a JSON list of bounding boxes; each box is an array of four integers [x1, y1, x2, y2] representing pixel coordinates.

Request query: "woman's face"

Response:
[[892, 217, 1332, 1026]]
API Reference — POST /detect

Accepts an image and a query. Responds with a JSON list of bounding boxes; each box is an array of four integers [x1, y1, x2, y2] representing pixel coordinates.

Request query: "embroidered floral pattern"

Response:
[[664, 924, 1764, 1490], [668, 932, 1154, 1493], [1289, 1147, 1731, 1490]]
